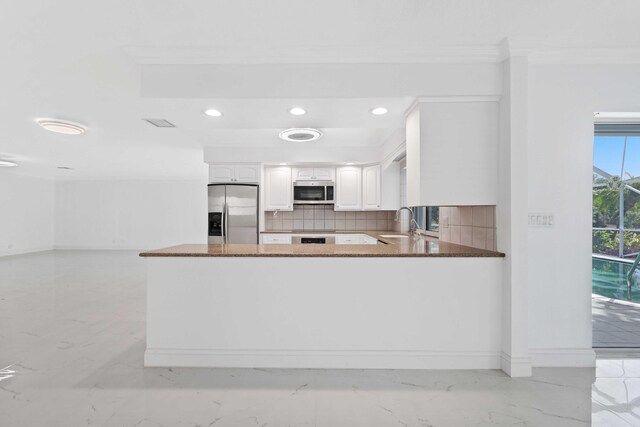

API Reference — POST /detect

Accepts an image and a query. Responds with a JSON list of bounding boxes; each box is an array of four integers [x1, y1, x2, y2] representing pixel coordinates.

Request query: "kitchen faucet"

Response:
[[395, 206, 419, 236]]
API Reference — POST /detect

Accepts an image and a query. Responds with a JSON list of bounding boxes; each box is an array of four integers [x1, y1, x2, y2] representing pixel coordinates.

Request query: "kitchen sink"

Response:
[[379, 234, 409, 238]]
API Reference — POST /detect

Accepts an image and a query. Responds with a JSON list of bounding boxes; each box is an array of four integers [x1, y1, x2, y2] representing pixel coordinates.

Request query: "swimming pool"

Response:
[[593, 257, 640, 303]]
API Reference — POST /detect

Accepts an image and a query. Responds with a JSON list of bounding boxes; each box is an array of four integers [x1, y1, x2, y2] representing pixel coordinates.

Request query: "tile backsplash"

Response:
[[264, 205, 398, 231], [438, 206, 497, 251]]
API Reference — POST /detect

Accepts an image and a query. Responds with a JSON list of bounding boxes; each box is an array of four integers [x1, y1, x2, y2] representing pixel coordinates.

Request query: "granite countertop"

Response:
[[139, 231, 505, 258]]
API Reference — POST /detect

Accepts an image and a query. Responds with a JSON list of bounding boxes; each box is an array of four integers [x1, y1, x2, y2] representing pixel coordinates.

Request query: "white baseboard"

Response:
[[145, 348, 502, 370], [0, 246, 53, 257], [500, 352, 532, 377], [529, 348, 596, 367]]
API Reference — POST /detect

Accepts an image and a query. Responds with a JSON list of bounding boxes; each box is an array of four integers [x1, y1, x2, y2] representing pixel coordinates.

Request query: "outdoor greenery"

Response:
[[593, 177, 640, 257]]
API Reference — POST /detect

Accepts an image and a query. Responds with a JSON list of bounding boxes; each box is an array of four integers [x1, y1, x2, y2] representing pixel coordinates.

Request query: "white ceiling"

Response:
[[2, 1, 640, 179]]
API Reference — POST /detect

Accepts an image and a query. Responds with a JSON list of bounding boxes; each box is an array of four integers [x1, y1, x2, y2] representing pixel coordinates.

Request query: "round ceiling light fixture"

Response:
[[370, 107, 388, 115], [288, 107, 306, 116], [0, 160, 17, 168], [37, 119, 86, 135], [204, 109, 223, 117], [278, 128, 323, 142]]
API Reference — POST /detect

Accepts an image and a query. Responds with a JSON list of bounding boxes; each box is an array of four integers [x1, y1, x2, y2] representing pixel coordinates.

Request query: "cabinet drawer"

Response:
[[262, 234, 292, 244], [335, 235, 363, 244]]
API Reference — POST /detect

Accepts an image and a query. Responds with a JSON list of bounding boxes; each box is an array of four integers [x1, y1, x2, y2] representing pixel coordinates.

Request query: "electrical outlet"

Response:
[[528, 213, 554, 227]]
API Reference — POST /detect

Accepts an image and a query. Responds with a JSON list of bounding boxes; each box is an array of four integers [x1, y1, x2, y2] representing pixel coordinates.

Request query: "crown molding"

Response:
[[529, 48, 640, 64], [123, 45, 503, 65], [404, 95, 502, 117], [124, 44, 640, 66]]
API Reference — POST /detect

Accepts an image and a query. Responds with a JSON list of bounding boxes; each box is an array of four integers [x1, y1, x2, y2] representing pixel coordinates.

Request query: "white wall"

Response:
[[55, 179, 208, 250], [406, 99, 499, 206], [0, 173, 54, 256], [527, 63, 640, 364]]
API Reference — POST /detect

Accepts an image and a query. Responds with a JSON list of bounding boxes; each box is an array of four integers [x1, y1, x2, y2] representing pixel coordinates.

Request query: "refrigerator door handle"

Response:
[[225, 203, 230, 244], [221, 203, 226, 244]]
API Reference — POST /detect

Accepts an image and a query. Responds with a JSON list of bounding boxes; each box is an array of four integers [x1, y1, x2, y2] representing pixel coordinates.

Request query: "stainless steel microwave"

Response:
[[293, 181, 334, 204]]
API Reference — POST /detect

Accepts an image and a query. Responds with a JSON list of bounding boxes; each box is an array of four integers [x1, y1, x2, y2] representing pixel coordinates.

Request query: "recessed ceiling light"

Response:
[[279, 162, 287, 166], [288, 107, 306, 116], [370, 107, 388, 116], [37, 119, 85, 135], [204, 109, 223, 117], [346, 162, 354, 165], [279, 128, 323, 142], [0, 160, 17, 168]]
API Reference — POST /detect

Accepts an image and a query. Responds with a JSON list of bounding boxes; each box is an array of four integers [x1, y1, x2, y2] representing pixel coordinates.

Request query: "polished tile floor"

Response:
[[1, 250, 639, 426], [593, 298, 640, 348]]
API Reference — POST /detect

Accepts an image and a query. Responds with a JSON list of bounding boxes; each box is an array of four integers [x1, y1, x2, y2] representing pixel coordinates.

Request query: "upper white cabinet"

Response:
[[362, 165, 381, 210], [264, 167, 293, 211], [406, 99, 498, 206], [335, 166, 362, 211], [292, 167, 335, 181], [209, 164, 260, 183]]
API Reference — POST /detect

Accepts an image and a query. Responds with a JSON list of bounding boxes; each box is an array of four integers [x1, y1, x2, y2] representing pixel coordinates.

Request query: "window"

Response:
[[593, 124, 640, 258], [411, 206, 439, 232]]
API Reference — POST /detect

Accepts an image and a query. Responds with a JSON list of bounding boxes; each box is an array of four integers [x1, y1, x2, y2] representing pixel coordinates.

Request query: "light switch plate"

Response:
[[528, 213, 554, 227]]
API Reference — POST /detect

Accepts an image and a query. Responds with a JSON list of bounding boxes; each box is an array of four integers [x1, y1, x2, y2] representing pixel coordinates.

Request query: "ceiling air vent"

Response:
[[143, 118, 175, 128], [279, 128, 323, 142]]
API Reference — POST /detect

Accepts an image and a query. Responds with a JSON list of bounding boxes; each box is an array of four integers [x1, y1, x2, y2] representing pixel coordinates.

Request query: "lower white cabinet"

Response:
[[261, 234, 292, 244], [335, 234, 378, 245], [262, 233, 378, 245]]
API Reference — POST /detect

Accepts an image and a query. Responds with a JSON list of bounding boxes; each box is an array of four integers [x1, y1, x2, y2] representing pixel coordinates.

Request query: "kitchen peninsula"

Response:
[[140, 233, 505, 370]]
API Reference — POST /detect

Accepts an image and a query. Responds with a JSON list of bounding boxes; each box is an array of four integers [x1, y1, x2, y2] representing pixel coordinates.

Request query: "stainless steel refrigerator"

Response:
[[207, 184, 259, 244]]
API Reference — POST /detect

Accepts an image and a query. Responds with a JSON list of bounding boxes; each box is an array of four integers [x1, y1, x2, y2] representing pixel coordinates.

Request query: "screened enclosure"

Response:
[[593, 124, 640, 259]]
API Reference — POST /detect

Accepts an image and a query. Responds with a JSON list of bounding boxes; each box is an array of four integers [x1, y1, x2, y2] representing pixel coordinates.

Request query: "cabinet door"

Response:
[[264, 167, 293, 211], [209, 165, 235, 183], [335, 167, 362, 211], [235, 164, 260, 183], [313, 168, 334, 181], [293, 168, 315, 181], [362, 165, 381, 210]]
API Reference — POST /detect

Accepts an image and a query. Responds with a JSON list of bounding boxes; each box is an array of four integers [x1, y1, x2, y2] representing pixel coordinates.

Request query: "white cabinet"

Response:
[[264, 167, 293, 211], [335, 234, 378, 245], [335, 167, 362, 211], [292, 167, 335, 181], [362, 165, 381, 210], [335, 234, 360, 244], [209, 164, 260, 183], [235, 165, 260, 183], [261, 234, 292, 244]]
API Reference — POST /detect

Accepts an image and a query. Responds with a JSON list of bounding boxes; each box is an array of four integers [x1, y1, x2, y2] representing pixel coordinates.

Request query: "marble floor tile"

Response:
[[0, 250, 638, 426]]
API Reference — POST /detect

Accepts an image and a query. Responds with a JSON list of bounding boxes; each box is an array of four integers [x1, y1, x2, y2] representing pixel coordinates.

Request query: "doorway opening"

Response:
[[592, 120, 640, 348]]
